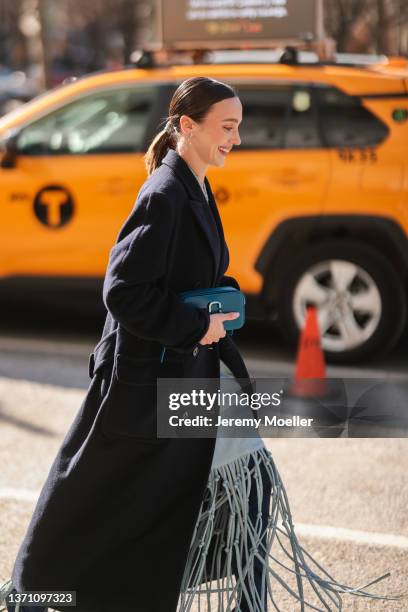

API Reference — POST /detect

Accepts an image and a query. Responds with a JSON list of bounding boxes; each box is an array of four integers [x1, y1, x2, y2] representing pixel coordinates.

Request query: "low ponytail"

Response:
[[144, 123, 175, 176]]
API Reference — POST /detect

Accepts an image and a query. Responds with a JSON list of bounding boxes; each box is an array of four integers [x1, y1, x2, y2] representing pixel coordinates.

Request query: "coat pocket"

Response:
[[114, 353, 158, 385], [100, 354, 183, 442], [114, 352, 185, 384]]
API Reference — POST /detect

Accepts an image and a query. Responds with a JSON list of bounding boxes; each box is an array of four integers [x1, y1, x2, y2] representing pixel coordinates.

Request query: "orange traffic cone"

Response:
[[289, 305, 330, 398]]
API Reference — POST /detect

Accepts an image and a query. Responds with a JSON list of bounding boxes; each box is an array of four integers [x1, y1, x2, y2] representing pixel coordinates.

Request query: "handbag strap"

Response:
[[219, 334, 255, 395]]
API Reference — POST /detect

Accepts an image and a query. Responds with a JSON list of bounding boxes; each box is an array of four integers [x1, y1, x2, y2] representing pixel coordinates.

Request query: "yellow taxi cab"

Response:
[[0, 48, 407, 363]]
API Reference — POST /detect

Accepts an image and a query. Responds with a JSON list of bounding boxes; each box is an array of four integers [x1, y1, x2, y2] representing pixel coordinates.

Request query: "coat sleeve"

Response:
[[102, 190, 210, 350]]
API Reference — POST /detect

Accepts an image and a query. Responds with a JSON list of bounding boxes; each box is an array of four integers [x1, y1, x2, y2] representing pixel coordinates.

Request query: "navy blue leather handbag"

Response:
[[160, 286, 245, 363]]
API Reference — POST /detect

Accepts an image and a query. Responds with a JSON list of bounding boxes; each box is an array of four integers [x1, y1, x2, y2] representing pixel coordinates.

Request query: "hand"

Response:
[[199, 312, 240, 345]]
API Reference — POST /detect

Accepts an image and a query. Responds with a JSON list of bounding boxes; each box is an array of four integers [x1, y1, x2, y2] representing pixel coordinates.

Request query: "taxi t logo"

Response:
[[34, 185, 74, 229]]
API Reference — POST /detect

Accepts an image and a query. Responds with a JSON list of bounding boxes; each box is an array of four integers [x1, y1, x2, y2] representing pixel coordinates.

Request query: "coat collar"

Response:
[[161, 148, 227, 286], [161, 148, 207, 202]]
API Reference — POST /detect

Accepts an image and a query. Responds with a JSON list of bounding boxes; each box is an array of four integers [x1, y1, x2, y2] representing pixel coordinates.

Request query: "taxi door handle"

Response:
[[98, 177, 135, 193], [278, 169, 302, 186]]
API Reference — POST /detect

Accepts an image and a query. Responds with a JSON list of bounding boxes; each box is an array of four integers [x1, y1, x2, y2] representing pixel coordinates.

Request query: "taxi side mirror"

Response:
[[0, 128, 20, 169]]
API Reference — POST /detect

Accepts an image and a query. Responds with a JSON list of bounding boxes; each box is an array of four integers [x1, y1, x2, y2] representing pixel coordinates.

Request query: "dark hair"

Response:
[[144, 77, 237, 176]]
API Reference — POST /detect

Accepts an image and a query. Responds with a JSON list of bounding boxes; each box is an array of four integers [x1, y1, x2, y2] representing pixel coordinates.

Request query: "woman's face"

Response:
[[182, 96, 242, 168]]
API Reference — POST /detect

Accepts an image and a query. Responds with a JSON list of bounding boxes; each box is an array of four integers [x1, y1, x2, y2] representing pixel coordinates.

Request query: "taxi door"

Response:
[[314, 85, 402, 219], [0, 83, 164, 278], [205, 82, 330, 293]]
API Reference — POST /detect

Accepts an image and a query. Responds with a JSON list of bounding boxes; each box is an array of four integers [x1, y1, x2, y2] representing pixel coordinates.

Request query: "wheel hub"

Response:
[[293, 259, 382, 352]]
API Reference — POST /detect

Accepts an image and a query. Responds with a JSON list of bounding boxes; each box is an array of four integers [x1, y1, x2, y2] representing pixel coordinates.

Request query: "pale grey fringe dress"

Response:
[[176, 171, 403, 611], [176, 373, 403, 612]]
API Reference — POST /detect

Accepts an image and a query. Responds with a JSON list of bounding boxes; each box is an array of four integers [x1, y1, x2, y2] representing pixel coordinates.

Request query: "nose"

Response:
[[233, 129, 241, 146]]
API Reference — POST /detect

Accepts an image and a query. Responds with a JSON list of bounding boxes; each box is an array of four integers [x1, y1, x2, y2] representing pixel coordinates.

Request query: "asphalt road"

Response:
[[0, 303, 407, 610], [1, 299, 408, 384]]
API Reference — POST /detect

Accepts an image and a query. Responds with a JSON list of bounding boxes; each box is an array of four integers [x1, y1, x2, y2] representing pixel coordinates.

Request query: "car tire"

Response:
[[274, 240, 407, 364]]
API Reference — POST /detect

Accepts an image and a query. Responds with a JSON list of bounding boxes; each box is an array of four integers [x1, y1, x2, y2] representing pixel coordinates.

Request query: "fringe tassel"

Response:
[[1, 447, 405, 612], [177, 446, 405, 611], [0, 581, 41, 612], [0, 579, 14, 611]]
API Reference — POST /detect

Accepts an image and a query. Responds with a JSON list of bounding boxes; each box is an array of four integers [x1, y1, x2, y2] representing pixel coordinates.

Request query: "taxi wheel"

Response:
[[276, 240, 407, 364]]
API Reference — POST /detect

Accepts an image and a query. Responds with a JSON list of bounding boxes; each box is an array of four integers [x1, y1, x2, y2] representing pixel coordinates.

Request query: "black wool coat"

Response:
[[11, 148, 252, 612]]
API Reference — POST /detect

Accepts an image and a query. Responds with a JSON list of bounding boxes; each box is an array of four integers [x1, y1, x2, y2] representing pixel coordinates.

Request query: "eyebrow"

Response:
[[222, 118, 241, 123]]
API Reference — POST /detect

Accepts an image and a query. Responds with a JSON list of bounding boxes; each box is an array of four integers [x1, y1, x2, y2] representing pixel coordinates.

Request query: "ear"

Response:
[[179, 114, 195, 137]]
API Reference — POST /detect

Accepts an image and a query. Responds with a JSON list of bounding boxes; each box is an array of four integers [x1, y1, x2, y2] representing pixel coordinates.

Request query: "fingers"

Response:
[[219, 311, 240, 321], [199, 312, 240, 345]]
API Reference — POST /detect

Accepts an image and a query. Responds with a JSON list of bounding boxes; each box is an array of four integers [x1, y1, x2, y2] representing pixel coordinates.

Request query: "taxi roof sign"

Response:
[[145, 0, 324, 50]]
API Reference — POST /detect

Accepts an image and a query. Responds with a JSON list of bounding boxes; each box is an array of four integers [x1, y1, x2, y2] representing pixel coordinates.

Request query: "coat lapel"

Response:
[[161, 149, 227, 286], [205, 176, 229, 283]]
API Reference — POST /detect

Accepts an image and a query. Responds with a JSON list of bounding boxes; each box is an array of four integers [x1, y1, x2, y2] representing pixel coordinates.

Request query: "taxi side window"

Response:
[[235, 86, 291, 149], [235, 85, 322, 150], [315, 86, 389, 147], [16, 85, 157, 155], [285, 88, 321, 149]]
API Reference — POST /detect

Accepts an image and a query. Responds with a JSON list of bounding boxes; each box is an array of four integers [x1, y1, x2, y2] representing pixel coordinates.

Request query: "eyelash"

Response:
[[224, 127, 233, 132]]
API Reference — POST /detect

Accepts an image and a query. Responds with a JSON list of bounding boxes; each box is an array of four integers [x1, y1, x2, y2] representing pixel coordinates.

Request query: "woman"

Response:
[[0, 77, 401, 612]]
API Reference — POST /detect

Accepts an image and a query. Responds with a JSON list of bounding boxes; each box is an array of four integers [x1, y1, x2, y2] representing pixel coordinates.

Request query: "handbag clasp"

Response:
[[208, 300, 222, 314]]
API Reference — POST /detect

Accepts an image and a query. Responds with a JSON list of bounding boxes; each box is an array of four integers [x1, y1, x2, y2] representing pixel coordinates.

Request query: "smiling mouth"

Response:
[[218, 146, 231, 155]]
